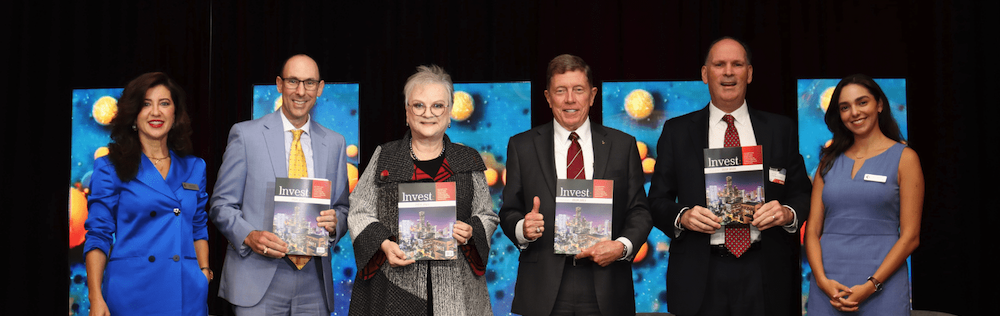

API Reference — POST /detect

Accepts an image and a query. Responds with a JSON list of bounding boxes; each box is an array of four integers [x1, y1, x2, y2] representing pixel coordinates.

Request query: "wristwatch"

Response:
[[619, 241, 628, 260], [867, 276, 883, 292]]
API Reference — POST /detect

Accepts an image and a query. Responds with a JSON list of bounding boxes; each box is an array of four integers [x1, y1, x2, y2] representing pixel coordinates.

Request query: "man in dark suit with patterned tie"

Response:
[[647, 37, 812, 316], [499, 54, 652, 316]]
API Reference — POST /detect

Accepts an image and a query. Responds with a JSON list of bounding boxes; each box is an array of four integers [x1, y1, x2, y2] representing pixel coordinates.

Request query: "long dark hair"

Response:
[[818, 74, 903, 177], [106, 72, 193, 181]]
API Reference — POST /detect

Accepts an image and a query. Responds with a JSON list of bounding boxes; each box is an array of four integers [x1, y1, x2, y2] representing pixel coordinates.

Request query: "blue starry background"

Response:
[[252, 83, 361, 316], [447, 82, 532, 316], [602, 80, 710, 313], [796, 78, 908, 314], [69, 88, 125, 315]]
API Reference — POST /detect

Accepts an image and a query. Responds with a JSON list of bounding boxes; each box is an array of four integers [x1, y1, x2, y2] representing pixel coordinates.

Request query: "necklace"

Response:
[[149, 156, 170, 166], [410, 142, 444, 161]]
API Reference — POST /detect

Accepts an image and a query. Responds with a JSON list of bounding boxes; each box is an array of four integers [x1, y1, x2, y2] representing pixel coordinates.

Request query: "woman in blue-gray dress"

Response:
[[805, 74, 924, 315]]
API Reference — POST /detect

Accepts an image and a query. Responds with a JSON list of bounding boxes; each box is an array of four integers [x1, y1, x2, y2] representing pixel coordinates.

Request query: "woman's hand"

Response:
[[815, 277, 854, 310], [380, 239, 415, 267], [89, 297, 110, 316], [833, 281, 877, 312], [453, 220, 472, 245]]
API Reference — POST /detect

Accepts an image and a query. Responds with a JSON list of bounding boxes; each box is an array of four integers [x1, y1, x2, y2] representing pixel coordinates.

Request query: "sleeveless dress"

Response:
[[807, 143, 910, 315]]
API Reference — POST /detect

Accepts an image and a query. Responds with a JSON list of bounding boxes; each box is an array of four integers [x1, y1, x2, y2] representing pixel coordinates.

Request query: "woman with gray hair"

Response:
[[348, 65, 497, 315]]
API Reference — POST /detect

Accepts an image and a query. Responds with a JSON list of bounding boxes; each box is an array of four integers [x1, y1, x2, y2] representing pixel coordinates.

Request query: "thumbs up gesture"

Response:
[[523, 196, 544, 240]]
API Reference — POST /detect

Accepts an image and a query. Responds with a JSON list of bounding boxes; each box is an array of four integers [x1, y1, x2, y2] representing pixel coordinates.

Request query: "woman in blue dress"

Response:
[[805, 74, 924, 315], [84, 72, 211, 315]]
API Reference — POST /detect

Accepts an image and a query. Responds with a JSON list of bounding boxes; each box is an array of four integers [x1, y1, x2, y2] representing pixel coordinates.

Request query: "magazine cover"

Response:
[[397, 182, 457, 260], [554, 179, 614, 255], [272, 177, 332, 257], [703, 145, 765, 225]]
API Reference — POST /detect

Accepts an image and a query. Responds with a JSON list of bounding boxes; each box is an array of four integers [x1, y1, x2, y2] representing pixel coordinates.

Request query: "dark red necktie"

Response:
[[567, 132, 585, 180], [722, 114, 750, 258]]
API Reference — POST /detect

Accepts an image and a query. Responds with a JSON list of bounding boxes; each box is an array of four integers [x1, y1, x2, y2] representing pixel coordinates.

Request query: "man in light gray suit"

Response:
[[210, 54, 349, 315]]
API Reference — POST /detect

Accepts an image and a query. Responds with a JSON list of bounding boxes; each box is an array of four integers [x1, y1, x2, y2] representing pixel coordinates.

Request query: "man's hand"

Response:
[[380, 239, 415, 267], [750, 200, 793, 231], [244, 230, 288, 258], [317, 209, 338, 235], [523, 197, 544, 240], [679, 206, 722, 234], [575, 240, 626, 267]]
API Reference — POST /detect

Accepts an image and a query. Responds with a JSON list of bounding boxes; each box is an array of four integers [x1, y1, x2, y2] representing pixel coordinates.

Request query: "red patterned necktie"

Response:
[[567, 132, 585, 180], [722, 114, 750, 258]]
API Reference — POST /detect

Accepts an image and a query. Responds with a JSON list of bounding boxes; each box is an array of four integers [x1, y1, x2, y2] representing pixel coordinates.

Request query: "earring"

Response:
[[132, 124, 137, 131]]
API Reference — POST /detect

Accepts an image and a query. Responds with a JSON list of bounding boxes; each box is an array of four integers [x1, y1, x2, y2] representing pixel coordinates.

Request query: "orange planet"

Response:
[[625, 89, 654, 120], [452, 91, 474, 121], [636, 141, 648, 160], [502, 168, 507, 186], [484, 168, 499, 186], [820, 86, 836, 112], [346, 144, 359, 158], [92, 96, 118, 126], [824, 139, 833, 148], [641, 157, 656, 174], [347, 163, 359, 193], [94, 147, 109, 160], [633, 242, 650, 263], [69, 187, 88, 248]]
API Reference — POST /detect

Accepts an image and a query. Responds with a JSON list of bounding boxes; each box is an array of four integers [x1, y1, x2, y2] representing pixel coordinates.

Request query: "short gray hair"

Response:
[[403, 64, 454, 106]]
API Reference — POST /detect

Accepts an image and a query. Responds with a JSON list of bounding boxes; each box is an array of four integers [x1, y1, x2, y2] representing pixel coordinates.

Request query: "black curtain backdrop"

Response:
[[7, 1, 994, 315]]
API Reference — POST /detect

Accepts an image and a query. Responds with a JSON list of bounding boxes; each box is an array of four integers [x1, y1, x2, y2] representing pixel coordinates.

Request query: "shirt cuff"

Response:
[[781, 205, 799, 233], [515, 219, 537, 249], [673, 207, 691, 238], [616, 237, 633, 261]]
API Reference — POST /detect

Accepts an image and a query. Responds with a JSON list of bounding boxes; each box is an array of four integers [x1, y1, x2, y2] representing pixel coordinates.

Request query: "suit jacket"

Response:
[[210, 111, 350, 310], [499, 121, 652, 316], [647, 105, 811, 316], [84, 152, 209, 315]]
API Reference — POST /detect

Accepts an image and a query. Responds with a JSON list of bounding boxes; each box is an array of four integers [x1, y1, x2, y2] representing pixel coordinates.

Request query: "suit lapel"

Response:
[[533, 122, 557, 197], [135, 153, 179, 202], [690, 105, 711, 162], [310, 120, 328, 178], [748, 107, 774, 164], [264, 111, 288, 178], [591, 124, 610, 179]]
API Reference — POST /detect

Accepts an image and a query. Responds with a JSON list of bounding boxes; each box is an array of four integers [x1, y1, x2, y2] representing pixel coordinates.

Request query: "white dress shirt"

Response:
[[515, 118, 634, 259], [280, 112, 315, 178]]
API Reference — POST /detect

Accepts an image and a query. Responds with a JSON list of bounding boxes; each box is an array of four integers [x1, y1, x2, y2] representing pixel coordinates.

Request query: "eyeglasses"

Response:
[[407, 102, 449, 117], [280, 77, 322, 91]]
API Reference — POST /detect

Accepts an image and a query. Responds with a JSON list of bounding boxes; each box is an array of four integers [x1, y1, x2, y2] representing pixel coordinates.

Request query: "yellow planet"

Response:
[[484, 168, 499, 186], [636, 141, 648, 160], [94, 147, 110, 160], [502, 168, 507, 186], [824, 139, 833, 148], [346, 144, 359, 158], [92, 96, 118, 126], [642, 157, 656, 174], [625, 89, 654, 120], [452, 91, 474, 121], [274, 97, 283, 112], [69, 187, 89, 248], [820, 86, 836, 112], [347, 163, 359, 193]]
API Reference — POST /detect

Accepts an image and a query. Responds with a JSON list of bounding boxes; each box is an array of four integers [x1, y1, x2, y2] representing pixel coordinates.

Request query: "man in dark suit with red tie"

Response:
[[648, 37, 812, 316], [499, 54, 652, 316]]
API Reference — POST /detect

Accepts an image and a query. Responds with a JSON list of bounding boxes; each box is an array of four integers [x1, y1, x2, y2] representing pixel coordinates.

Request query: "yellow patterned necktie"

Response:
[[288, 129, 310, 269]]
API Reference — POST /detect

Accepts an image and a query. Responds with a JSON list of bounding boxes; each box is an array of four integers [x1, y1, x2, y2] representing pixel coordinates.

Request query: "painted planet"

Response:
[[625, 89, 654, 120], [642, 157, 656, 174], [633, 242, 650, 263], [452, 91, 474, 121], [484, 168, 499, 186], [347, 163, 359, 193], [346, 144, 359, 158], [636, 141, 648, 160], [69, 187, 88, 248], [94, 147, 109, 160], [820, 86, 836, 112], [92, 96, 118, 126]]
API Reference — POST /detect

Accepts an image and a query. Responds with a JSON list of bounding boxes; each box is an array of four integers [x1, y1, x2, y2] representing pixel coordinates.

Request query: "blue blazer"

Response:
[[209, 111, 350, 310], [84, 152, 209, 315]]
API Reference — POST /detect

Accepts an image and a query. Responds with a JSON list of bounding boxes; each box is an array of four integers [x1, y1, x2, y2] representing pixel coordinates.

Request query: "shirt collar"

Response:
[[553, 117, 592, 142], [280, 111, 312, 134], [708, 101, 750, 126]]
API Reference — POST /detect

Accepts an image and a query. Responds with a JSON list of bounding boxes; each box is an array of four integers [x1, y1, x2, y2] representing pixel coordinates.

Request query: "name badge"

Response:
[[769, 167, 786, 185], [863, 174, 887, 183], [182, 182, 199, 190]]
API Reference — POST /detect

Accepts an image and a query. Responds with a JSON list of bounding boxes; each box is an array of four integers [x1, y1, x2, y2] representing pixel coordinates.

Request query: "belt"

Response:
[[710, 242, 761, 258]]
